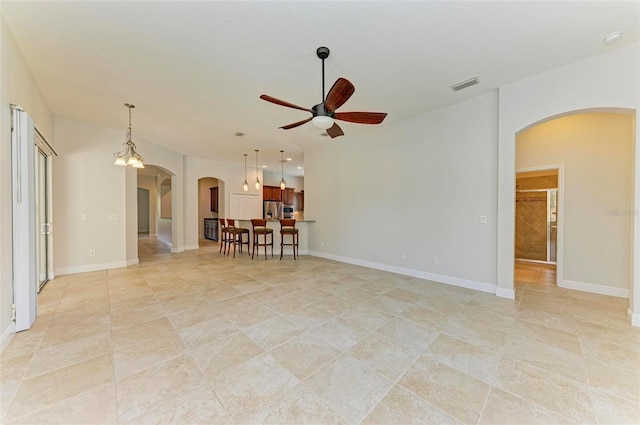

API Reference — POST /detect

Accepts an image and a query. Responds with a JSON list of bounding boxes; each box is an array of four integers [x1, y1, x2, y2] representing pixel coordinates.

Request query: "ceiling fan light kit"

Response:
[[260, 46, 387, 138]]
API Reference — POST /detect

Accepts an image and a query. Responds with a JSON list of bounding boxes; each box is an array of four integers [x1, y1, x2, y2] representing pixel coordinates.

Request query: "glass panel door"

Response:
[[35, 147, 49, 291]]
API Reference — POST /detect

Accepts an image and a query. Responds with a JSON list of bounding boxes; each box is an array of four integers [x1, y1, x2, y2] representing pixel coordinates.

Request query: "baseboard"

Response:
[[126, 258, 139, 266], [158, 239, 172, 248], [496, 287, 516, 300], [559, 279, 628, 298], [150, 233, 158, 237], [628, 309, 640, 327], [184, 244, 200, 251], [1, 323, 16, 352], [54, 260, 129, 276], [307, 251, 496, 294], [171, 246, 184, 253]]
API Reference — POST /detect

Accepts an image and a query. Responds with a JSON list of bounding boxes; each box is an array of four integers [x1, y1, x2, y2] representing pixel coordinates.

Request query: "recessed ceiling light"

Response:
[[286, 158, 292, 161], [603, 31, 623, 44], [262, 165, 267, 168], [234, 132, 245, 137], [297, 166, 302, 170]]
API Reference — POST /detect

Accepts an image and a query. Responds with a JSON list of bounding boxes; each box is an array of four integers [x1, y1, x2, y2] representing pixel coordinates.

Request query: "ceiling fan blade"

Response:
[[326, 122, 344, 138], [334, 112, 388, 124], [279, 117, 312, 130], [260, 95, 313, 112], [324, 78, 355, 113]]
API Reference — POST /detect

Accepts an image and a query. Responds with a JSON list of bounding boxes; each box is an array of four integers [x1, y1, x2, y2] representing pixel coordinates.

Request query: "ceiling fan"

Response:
[[260, 46, 387, 138]]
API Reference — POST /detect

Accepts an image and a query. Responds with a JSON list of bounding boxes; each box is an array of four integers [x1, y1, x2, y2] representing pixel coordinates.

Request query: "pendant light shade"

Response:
[[242, 153, 249, 192], [311, 115, 335, 130], [254, 149, 261, 190], [113, 103, 144, 168], [279, 150, 286, 190]]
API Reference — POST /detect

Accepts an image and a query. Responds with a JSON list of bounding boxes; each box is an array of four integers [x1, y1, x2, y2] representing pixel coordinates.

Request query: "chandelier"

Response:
[[113, 103, 144, 168]]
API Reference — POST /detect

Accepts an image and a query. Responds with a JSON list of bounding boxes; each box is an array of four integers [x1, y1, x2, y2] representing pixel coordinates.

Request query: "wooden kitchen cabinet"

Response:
[[293, 192, 304, 211], [282, 188, 295, 205], [210, 187, 219, 212], [263, 186, 281, 202]]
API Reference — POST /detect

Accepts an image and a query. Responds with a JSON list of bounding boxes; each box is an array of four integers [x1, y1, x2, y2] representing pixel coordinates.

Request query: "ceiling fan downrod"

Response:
[[317, 46, 330, 103]]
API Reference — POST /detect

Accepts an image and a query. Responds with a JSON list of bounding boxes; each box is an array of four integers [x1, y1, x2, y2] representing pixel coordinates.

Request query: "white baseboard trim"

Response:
[[496, 287, 516, 300], [1, 323, 16, 352], [126, 258, 139, 266], [171, 246, 184, 253], [54, 260, 129, 276], [150, 233, 158, 237], [628, 309, 640, 327], [559, 279, 628, 298], [184, 244, 200, 251], [158, 238, 172, 248], [307, 251, 496, 294]]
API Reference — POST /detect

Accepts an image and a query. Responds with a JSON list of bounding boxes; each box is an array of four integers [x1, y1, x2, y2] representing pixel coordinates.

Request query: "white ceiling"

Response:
[[2, 1, 638, 175]]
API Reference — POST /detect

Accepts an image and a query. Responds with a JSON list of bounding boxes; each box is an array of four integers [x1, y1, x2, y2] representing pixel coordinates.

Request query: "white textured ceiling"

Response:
[[2, 1, 638, 174]]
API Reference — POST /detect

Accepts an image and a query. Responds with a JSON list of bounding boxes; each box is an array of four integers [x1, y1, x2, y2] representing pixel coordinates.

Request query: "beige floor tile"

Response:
[[247, 286, 289, 303], [401, 305, 452, 329], [366, 294, 412, 315], [177, 315, 238, 351], [441, 317, 509, 353], [161, 292, 209, 315], [510, 319, 582, 354], [362, 384, 462, 425], [309, 317, 370, 351], [398, 358, 489, 424], [285, 304, 336, 329], [225, 304, 281, 329], [264, 293, 313, 314], [7, 383, 119, 425], [304, 354, 393, 425], [376, 317, 439, 350], [116, 355, 208, 422], [580, 338, 639, 372], [421, 333, 501, 383], [191, 332, 264, 383], [348, 333, 420, 381], [166, 303, 222, 329], [6, 354, 114, 421], [590, 388, 640, 425], [313, 295, 355, 315], [517, 307, 578, 333], [110, 302, 165, 329], [385, 287, 422, 304], [114, 332, 186, 380], [270, 332, 341, 380], [337, 287, 378, 304], [212, 353, 299, 423], [494, 358, 595, 423], [479, 387, 573, 425], [247, 384, 346, 425], [585, 357, 640, 403], [469, 292, 520, 316], [0, 354, 32, 386], [503, 335, 588, 383], [26, 332, 112, 378], [111, 316, 174, 351], [0, 381, 19, 423], [578, 320, 640, 351], [244, 316, 305, 350], [339, 303, 392, 332]]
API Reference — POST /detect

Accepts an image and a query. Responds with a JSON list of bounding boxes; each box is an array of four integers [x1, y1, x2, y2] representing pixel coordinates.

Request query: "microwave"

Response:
[[283, 206, 294, 218]]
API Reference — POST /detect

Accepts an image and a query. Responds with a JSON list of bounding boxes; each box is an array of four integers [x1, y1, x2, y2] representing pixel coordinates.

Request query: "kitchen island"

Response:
[[237, 219, 315, 257]]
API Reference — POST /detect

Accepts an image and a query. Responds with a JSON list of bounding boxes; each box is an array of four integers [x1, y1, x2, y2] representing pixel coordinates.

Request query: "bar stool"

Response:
[[279, 219, 299, 260], [251, 219, 273, 260], [219, 218, 230, 254], [226, 219, 250, 258]]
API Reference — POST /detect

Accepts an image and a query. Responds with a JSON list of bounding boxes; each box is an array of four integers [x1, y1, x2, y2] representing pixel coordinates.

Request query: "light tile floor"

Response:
[[1, 242, 638, 424]]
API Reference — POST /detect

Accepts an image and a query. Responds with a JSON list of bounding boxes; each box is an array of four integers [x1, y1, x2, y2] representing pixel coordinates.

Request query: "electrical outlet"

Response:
[[433, 256, 439, 264], [89, 249, 96, 257], [110, 214, 118, 220], [480, 215, 487, 224], [81, 214, 87, 220], [401, 252, 407, 258]]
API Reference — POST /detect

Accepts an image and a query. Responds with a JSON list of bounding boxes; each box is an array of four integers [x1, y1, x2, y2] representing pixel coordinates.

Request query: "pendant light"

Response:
[[242, 153, 249, 191], [254, 149, 261, 190], [113, 103, 144, 168], [279, 150, 286, 190]]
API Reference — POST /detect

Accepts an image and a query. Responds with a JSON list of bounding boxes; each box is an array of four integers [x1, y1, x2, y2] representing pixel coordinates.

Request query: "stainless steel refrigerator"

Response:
[[263, 201, 283, 220]]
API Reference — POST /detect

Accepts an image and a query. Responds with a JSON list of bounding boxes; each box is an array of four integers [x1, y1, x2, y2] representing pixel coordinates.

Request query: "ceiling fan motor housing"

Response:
[[312, 103, 333, 118]]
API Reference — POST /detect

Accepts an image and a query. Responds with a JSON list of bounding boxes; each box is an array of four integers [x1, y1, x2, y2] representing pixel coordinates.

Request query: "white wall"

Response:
[[517, 113, 634, 293], [305, 92, 499, 292], [498, 44, 639, 318], [1, 15, 54, 347], [263, 170, 304, 192]]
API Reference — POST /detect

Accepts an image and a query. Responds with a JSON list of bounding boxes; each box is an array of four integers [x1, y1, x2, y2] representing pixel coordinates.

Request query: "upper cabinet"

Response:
[[282, 188, 295, 205], [210, 187, 219, 212], [293, 191, 304, 211], [263, 186, 296, 204]]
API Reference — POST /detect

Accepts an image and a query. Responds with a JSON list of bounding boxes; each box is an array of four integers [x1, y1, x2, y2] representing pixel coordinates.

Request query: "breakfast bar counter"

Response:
[[237, 219, 315, 257]]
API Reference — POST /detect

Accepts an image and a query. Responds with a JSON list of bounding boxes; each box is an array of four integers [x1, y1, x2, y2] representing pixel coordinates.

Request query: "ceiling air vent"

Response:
[[234, 132, 245, 137], [450, 76, 480, 92]]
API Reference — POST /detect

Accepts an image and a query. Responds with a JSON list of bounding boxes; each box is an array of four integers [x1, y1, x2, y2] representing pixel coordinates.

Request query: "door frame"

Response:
[[515, 165, 564, 287]]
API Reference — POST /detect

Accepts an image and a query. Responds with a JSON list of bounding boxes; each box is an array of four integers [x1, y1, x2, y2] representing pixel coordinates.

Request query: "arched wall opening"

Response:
[[515, 111, 634, 300]]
